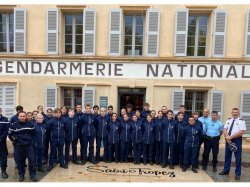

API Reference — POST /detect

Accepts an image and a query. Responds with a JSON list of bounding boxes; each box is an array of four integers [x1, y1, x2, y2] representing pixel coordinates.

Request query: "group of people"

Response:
[[0, 103, 246, 182]]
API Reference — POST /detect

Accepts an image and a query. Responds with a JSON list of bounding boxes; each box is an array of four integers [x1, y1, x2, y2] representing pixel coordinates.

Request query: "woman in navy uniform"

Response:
[[219, 108, 246, 180], [33, 114, 46, 172], [120, 114, 132, 163], [154, 110, 164, 165], [131, 114, 143, 164], [0, 108, 9, 179], [8, 111, 37, 182], [108, 113, 120, 163], [142, 114, 155, 165]]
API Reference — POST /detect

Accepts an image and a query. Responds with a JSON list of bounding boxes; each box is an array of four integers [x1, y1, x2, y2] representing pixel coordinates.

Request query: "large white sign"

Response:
[[0, 60, 250, 80]]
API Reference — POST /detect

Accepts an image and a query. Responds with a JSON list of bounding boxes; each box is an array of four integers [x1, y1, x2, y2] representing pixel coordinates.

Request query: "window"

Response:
[[0, 13, 14, 53], [185, 90, 207, 116], [124, 15, 144, 56], [187, 15, 208, 56], [64, 14, 83, 54], [62, 87, 82, 108]]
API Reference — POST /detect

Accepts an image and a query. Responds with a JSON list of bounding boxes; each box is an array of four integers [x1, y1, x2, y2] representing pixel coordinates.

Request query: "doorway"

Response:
[[118, 88, 146, 114]]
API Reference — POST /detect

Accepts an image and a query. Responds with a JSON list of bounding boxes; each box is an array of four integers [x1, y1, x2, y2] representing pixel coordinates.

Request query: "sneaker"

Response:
[[1, 171, 9, 179], [162, 164, 167, 168], [60, 164, 68, 169], [213, 166, 217, 172], [219, 170, 229, 175], [182, 167, 187, 172], [37, 166, 46, 172], [202, 166, 207, 171], [192, 167, 198, 173], [47, 165, 53, 171], [72, 160, 81, 165], [19, 176, 25, 182], [235, 175, 240, 180], [170, 165, 174, 169], [81, 160, 86, 165]]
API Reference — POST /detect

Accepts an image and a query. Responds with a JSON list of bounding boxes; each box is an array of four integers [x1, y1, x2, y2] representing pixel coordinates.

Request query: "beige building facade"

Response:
[[0, 4, 250, 135]]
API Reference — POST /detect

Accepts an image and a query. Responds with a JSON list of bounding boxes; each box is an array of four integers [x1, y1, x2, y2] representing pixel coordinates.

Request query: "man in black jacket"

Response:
[[8, 111, 37, 182]]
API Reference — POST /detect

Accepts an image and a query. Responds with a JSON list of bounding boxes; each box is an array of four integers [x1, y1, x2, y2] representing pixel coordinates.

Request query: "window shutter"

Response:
[[244, 10, 250, 57], [212, 10, 227, 57], [174, 9, 188, 56], [146, 9, 160, 57], [100, 96, 108, 109], [0, 86, 16, 119], [210, 90, 224, 121], [45, 86, 57, 110], [240, 91, 250, 135], [83, 8, 96, 55], [82, 87, 96, 108], [172, 89, 185, 115], [46, 8, 58, 54], [109, 9, 122, 56], [14, 8, 26, 54]]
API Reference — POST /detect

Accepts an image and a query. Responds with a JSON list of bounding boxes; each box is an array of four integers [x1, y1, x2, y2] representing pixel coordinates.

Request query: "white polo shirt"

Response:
[[224, 117, 246, 136]]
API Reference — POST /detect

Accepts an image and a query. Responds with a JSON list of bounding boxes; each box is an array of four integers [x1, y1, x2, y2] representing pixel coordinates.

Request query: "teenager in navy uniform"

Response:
[[64, 108, 80, 165], [61, 106, 68, 120], [141, 103, 151, 121], [174, 105, 189, 123], [192, 112, 204, 169], [161, 106, 168, 119], [154, 110, 164, 165], [33, 114, 47, 172], [95, 107, 109, 163], [8, 111, 37, 182], [198, 108, 211, 167], [131, 114, 143, 164], [118, 108, 127, 122], [202, 111, 223, 172], [26, 112, 34, 124], [74, 104, 84, 163], [108, 113, 120, 163], [219, 108, 246, 180], [162, 110, 177, 169], [174, 112, 188, 168], [47, 108, 67, 171], [126, 104, 134, 119], [32, 110, 39, 123], [93, 105, 100, 119], [105, 105, 114, 124], [120, 114, 132, 163], [135, 110, 144, 124], [0, 108, 10, 179], [142, 114, 155, 165], [43, 108, 53, 164], [182, 116, 203, 173], [79, 104, 97, 165]]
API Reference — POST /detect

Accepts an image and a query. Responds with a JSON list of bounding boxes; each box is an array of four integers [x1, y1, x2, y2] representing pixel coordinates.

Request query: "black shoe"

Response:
[[125, 160, 128, 163], [115, 160, 119, 163], [213, 166, 217, 172], [182, 167, 187, 172], [60, 164, 68, 169], [170, 165, 174, 169], [202, 166, 207, 171], [133, 161, 136, 164], [162, 164, 166, 168], [156, 161, 159, 165], [219, 170, 229, 175], [30, 176, 38, 182], [235, 175, 240, 180], [81, 160, 86, 165], [108, 160, 111, 163], [47, 165, 53, 171], [96, 159, 100, 163], [179, 164, 183, 168], [19, 176, 24, 182], [192, 167, 198, 173], [1, 171, 9, 179], [143, 162, 147, 165], [150, 161, 153, 165], [72, 160, 81, 165], [90, 159, 97, 164], [196, 165, 200, 169], [104, 159, 108, 163], [37, 166, 46, 172]]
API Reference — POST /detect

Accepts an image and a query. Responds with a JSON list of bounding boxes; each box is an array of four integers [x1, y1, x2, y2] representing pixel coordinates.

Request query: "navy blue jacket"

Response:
[[64, 116, 78, 142], [154, 118, 164, 142], [141, 110, 151, 121], [8, 121, 35, 146], [108, 120, 120, 144], [131, 120, 143, 143], [182, 124, 203, 147], [44, 115, 53, 124], [74, 112, 84, 137], [175, 113, 189, 123], [142, 121, 155, 144], [105, 113, 113, 124], [162, 118, 178, 143], [120, 120, 132, 142], [33, 122, 46, 149], [0, 115, 10, 143], [195, 119, 203, 135], [10, 114, 19, 125], [61, 113, 69, 120], [79, 113, 96, 137], [96, 115, 109, 139], [47, 117, 65, 142], [176, 120, 188, 143]]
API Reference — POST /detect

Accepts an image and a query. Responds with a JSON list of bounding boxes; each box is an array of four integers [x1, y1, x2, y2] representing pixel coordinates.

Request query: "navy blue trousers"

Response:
[[162, 142, 175, 165], [183, 144, 199, 168], [81, 135, 95, 161], [108, 143, 119, 162], [143, 143, 154, 163], [49, 141, 64, 166], [96, 137, 108, 161], [133, 142, 142, 163], [15, 145, 36, 178], [65, 139, 78, 162]]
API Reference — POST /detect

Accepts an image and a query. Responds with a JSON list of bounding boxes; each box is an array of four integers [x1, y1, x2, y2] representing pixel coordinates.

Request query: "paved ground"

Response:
[[0, 140, 249, 182]]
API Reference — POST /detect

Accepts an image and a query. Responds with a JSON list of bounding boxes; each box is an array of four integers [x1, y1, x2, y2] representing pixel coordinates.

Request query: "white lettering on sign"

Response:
[[0, 61, 250, 80]]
